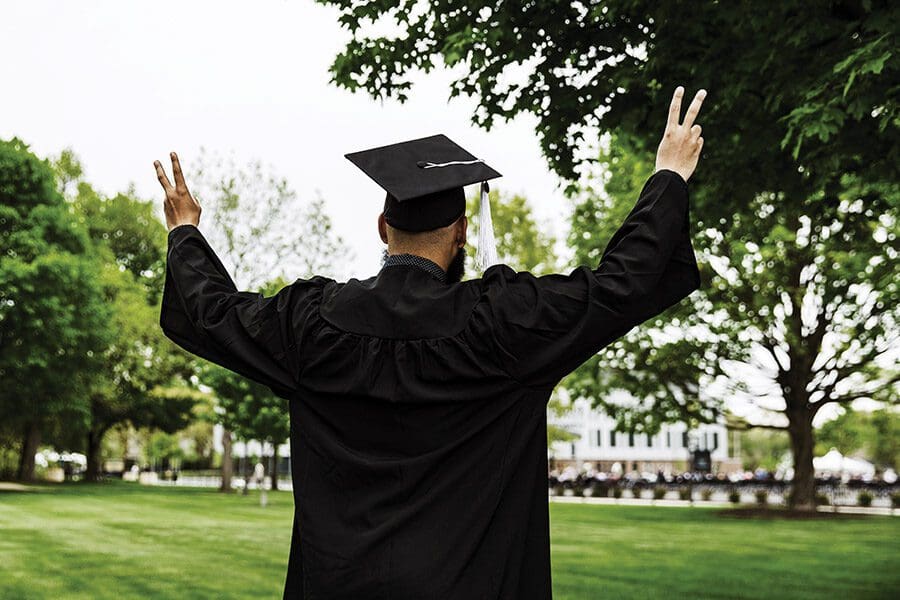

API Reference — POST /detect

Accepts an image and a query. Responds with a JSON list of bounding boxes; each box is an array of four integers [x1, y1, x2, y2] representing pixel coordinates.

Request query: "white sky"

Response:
[[0, 0, 572, 276]]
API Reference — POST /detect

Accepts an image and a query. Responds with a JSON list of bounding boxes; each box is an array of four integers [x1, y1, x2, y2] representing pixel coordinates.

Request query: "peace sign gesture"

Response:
[[655, 86, 707, 183], [154, 151, 202, 232]]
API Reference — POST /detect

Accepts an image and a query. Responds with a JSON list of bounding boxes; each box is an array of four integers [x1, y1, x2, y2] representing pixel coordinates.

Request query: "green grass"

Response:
[[0, 482, 897, 599]]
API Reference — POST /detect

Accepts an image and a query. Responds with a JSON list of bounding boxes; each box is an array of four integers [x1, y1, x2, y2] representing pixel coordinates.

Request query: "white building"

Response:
[[548, 398, 741, 475]]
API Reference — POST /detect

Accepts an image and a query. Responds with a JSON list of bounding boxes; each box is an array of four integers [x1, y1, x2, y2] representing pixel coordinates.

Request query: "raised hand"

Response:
[[154, 151, 202, 231], [655, 86, 706, 183]]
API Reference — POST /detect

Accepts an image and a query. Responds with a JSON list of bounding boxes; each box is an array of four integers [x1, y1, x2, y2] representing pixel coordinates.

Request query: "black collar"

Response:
[[382, 253, 447, 284]]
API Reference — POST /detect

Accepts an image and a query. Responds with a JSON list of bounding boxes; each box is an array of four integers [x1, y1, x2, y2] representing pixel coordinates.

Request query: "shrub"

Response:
[[679, 487, 693, 501], [755, 490, 768, 506], [891, 492, 900, 509], [653, 487, 667, 500], [612, 486, 623, 499], [728, 490, 741, 504], [701, 488, 713, 501], [857, 491, 873, 507], [815, 493, 830, 506]]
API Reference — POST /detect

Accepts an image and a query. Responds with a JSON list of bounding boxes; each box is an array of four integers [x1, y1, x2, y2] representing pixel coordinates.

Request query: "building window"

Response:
[[682, 432, 689, 448], [628, 432, 635, 447], [596, 430, 602, 447], [666, 431, 671, 448], [610, 431, 616, 447], [647, 434, 653, 447], [713, 432, 719, 450]]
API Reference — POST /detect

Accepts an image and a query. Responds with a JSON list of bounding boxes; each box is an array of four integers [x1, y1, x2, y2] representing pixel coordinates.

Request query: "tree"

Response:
[[321, 0, 900, 510], [50, 152, 199, 481], [204, 277, 293, 491], [565, 135, 724, 435], [465, 187, 582, 450], [816, 407, 900, 468], [465, 187, 558, 277], [739, 429, 792, 472], [0, 138, 112, 481], [186, 150, 350, 491], [191, 148, 350, 287], [814, 408, 868, 458], [569, 133, 897, 509], [321, 1, 897, 187]]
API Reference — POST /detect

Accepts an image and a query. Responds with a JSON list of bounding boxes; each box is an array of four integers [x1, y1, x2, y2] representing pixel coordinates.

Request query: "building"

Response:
[[548, 399, 741, 475]]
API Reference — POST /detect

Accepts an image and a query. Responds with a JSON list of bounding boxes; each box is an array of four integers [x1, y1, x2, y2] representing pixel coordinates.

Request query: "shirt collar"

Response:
[[382, 253, 448, 284]]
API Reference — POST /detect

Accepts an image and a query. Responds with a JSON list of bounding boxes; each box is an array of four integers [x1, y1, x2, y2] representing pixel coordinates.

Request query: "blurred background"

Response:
[[1, 1, 897, 598]]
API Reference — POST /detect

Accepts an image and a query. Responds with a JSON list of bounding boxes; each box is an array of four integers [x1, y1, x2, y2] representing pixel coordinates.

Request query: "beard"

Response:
[[446, 246, 466, 283]]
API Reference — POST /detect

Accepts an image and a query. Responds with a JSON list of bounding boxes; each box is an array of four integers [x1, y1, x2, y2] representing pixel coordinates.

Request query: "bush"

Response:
[[755, 490, 768, 506], [612, 486, 623, 499], [653, 487, 667, 500], [891, 492, 900, 509], [729, 490, 741, 504], [701, 488, 713, 501], [815, 493, 830, 506], [857, 491, 873, 507], [679, 487, 693, 501]]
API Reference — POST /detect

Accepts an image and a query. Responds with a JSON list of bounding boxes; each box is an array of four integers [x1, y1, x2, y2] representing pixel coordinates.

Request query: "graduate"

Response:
[[155, 85, 706, 599]]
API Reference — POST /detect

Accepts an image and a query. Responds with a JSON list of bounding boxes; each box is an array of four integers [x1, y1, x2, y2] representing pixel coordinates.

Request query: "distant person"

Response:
[[154, 86, 706, 598]]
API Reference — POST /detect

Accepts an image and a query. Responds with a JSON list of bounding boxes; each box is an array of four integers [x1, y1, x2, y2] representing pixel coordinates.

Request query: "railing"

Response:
[[548, 477, 900, 508]]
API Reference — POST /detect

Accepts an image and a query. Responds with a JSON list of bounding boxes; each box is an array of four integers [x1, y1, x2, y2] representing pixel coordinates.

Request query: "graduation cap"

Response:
[[345, 134, 502, 270]]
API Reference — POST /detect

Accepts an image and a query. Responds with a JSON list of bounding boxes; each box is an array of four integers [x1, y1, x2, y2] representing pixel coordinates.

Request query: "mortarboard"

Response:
[[345, 134, 502, 270]]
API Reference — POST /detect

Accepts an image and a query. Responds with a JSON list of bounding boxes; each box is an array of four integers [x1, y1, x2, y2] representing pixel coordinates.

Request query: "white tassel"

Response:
[[475, 180, 499, 271]]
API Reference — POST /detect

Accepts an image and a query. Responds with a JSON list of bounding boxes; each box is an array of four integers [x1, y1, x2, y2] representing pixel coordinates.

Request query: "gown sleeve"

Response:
[[482, 168, 702, 389], [159, 224, 321, 398]]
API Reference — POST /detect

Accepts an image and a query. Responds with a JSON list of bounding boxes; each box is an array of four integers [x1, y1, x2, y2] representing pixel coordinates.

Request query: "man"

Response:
[[155, 85, 706, 599]]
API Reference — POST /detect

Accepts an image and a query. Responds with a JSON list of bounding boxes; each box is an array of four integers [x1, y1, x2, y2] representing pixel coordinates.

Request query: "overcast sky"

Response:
[[1, 0, 572, 277]]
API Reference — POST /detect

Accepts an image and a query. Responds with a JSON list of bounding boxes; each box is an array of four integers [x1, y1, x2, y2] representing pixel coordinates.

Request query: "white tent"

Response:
[[813, 448, 875, 478]]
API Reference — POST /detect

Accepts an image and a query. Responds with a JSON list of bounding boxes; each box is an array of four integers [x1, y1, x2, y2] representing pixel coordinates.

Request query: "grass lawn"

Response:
[[0, 482, 897, 599]]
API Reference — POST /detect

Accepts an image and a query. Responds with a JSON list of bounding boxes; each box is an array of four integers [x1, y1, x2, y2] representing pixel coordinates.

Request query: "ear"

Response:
[[378, 213, 389, 244], [456, 215, 468, 248]]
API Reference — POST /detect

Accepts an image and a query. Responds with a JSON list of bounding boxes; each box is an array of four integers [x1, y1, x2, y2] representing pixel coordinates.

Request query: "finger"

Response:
[[682, 89, 707, 129], [170, 151, 187, 190], [691, 124, 702, 137], [667, 86, 685, 129], [695, 137, 704, 153], [154, 160, 173, 192]]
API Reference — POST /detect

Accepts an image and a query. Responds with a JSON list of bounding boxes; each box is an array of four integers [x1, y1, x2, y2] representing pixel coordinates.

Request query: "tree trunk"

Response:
[[270, 444, 279, 491], [787, 410, 816, 511], [84, 426, 108, 482], [17, 422, 41, 482], [220, 428, 233, 493]]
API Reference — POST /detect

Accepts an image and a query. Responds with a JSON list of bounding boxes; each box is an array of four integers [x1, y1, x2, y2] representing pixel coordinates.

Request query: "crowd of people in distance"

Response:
[[548, 462, 900, 493]]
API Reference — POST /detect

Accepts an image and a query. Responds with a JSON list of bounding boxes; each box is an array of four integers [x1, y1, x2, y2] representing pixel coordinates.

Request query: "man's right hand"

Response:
[[655, 86, 706, 183]]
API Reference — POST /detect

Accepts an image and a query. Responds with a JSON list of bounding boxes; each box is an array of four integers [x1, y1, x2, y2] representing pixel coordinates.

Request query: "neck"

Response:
[[386, 246, 452, 272]]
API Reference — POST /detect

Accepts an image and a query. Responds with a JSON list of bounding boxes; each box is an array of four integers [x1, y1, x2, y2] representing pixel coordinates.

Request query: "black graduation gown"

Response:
[[159, 168, 701, 599]]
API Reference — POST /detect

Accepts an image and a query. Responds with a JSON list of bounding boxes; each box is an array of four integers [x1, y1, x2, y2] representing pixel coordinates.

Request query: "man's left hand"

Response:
[[154, 151, 201, 232]]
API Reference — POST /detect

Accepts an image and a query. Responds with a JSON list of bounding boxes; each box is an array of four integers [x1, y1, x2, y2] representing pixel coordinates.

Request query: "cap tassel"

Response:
[[475, 180, 499, 271]]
